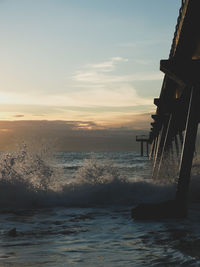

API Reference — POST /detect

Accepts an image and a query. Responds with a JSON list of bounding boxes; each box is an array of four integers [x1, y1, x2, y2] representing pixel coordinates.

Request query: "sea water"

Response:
[[0, 147, 200, 266]]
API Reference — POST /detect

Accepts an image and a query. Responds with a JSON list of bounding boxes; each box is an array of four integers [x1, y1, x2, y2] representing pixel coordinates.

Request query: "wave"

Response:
[[0, 178, 177, 210], [63, 166, 79, 170], [0, 145, 199, 210]]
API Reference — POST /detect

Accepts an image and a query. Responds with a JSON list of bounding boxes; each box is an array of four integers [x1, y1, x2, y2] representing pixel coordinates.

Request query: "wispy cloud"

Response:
[[72, 56, 162, 86], [0, 102, 153, 128], [0, 56, 162, 109], [69, 57, 162, 108], [85, 57, 128, 73], [117, 39, 168, 48], [0, 57, 158, 126], [0, 57, 159, 110], [13, 114, 24, 118], [73, 71, 163, 84], [61, 85, 153, 107]]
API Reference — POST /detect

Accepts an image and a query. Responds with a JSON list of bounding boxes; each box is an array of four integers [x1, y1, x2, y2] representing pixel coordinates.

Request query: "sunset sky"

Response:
[[0, 0, 180, 130]]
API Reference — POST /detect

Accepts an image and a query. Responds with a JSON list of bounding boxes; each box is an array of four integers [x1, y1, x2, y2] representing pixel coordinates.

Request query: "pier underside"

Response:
[[132, 0, 200, 219]]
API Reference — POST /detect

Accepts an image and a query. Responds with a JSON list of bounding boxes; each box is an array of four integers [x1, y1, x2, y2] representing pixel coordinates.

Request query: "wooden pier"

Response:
[[132, 0, 200, 219], [136, 135, 149, 157]]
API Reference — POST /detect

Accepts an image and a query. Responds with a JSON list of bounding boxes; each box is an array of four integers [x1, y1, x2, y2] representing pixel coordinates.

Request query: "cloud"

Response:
[[0, 103, 154, 128], [61, 85, 153, 107], [0, 56, 158, 121], [73, 71, 163, 84], [72, 56, 162, 86], [85, 57, 128, 73], [109, 112, 152, 130], [69, 57, 162, 108], [0, 128, 10, 132], [117, 39, 168, 48], [0, 57, 158, 128], [13, 114, 24, 118]]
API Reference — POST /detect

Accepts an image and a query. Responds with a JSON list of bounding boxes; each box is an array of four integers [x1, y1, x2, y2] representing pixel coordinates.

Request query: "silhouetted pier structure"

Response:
[[132, 0, 200, 219], [136, 135, 149, 156]]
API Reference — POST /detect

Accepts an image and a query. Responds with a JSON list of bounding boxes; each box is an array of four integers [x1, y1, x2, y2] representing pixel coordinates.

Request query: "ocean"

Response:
[[0, 147, 200, 266]]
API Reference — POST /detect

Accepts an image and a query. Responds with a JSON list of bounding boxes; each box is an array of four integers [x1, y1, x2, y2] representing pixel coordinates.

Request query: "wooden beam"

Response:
[[172, 0, 200, 59], [160, 59, 200, 86], [154, 98, 160, 107], [151, 114, 159, 120]]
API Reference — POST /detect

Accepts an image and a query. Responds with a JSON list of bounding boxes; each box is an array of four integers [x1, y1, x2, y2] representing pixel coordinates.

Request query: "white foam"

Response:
[[0, 146, 179, 210]]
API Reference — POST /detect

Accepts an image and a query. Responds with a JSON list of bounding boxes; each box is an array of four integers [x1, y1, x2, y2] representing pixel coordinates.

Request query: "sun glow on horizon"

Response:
[[0, 0, 180, 129]]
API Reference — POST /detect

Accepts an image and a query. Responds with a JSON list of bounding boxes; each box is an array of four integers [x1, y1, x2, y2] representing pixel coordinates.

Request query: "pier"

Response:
[[132, 0, 200, 219], [136, 135, 149, 157]]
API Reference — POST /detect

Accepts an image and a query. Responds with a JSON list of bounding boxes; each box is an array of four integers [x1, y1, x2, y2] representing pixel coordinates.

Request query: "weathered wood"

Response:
[[172, 0, 200, 59], [152, 131, 162, 176], [176, 86, 200, 209], [136, 135, 150, 157], [152, 116, 170, 179], [141, 141, 143, 157], [151, 114, 158, 120], [160, 59, 200, 85], [179, 131, 184, 145], [154, 98, 161, 107], [156, 114, 172, 179], [174, 135, 180, 157], [146, 141, 149, 157], [149, 139, 155, 159], [133, 0, 200, 220], [152, 136, 158, 161]]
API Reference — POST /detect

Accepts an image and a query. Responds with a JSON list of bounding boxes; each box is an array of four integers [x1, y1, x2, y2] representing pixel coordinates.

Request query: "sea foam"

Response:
[[3, 145, 200, 210]]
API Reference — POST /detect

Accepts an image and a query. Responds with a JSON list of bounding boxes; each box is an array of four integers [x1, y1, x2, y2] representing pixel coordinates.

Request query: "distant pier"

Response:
[[136, 135, 149, 157]]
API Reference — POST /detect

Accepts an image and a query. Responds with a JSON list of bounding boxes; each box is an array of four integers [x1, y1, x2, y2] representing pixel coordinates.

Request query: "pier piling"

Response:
[[132, 0, 200, 219]]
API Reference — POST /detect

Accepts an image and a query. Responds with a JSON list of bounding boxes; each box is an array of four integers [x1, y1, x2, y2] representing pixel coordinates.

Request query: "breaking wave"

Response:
[[3, 145, 200, 210]]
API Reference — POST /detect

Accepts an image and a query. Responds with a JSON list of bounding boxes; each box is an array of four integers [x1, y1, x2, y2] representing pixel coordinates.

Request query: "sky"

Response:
[[0, 0, 181, 131], [0, 120, 149, 151]]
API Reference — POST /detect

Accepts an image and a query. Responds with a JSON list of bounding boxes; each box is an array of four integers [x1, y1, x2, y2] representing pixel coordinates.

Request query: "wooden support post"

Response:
[[174, 135, 179, 157], [152, 138, 157, 159], [146, 141, 149, 157], [155, 114, 172, 179], [176, 86, 200, 211], [141, 141, 144, 156], [152, 134, 161, 175], [149, 139, 155, 159], [152, 136, 158, 161], [154, 135, 160, 160], [179, 131, 184, 145], [170, 141, 174, 161], [152, 116, 170, 179]]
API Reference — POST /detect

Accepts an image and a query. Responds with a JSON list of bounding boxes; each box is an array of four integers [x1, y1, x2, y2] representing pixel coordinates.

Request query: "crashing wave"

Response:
[[0, 145, 181, 210]]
